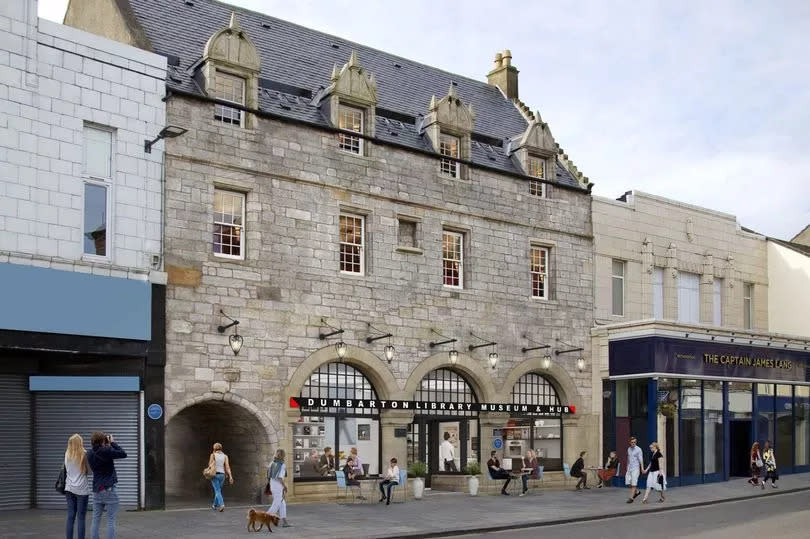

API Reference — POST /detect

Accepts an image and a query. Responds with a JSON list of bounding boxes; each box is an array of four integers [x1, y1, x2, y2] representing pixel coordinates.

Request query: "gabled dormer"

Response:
[[421, 84, 475, 179], [198, 13, 261, 128], [316, 51, 377, 156], [510, 115, 557, 198]]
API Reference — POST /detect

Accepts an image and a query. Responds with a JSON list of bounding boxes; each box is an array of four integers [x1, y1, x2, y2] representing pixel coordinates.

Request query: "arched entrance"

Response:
[[506, 373, 564, 470], [165, 400, 273, 506], [408, 368, 479, 487]]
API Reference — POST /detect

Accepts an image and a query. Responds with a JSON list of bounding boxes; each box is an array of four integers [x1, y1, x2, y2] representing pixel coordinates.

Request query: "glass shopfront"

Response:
[[506, 374, 563, 471], [407, 368, 478, 487], [293, 363, 380, 481], [607, 336, 810, 486]]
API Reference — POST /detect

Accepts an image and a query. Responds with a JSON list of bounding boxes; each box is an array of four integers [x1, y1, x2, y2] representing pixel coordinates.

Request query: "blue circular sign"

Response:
[[493, 438, 503, 450], [147, 403, 163, 420]]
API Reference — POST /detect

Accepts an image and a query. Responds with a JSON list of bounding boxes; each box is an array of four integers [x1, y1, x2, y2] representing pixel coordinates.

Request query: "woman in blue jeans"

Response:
[[64, 434, 90, 539], [208, 442, 233, 511]]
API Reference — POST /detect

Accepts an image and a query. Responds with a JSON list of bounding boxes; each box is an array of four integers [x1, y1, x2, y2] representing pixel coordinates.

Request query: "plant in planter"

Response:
[[466, 461, 481, 496], [408, 461, 427, 500], [658, 401, 678, 418]]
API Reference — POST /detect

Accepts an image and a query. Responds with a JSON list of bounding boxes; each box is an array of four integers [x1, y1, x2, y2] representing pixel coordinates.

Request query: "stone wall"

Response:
[[162, 95, 597, 493]]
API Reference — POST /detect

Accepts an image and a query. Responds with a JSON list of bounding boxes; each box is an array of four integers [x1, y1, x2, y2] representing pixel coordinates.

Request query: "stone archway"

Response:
[[402, 352, 498, 403], [500, 356, 583, 412], [165, 397, 276, 507], [284, 344, 399, 405]]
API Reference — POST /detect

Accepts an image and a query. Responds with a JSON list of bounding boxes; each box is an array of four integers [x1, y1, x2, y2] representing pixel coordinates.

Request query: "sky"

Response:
[[39, 0, 810, 240]]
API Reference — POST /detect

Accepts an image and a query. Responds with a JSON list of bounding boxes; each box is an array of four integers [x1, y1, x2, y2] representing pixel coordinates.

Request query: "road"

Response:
[[450, 490, 810, 539]]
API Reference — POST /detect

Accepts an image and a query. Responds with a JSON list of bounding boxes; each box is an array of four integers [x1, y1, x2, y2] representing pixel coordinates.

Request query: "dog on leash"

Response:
[[247, 508, 280, 532]]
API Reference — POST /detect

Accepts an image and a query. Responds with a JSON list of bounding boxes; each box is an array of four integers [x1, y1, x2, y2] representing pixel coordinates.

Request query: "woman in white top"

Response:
[[378, 457, 400, 506], [208, 442, 233, 511], [267, 449, 291, 527], [64, 433, 90, 539]]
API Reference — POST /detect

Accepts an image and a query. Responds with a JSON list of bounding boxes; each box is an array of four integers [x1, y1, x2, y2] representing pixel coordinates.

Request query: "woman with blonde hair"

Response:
[[208, 442, 233, 511], [64, 434, 90, 539], [641, 441, 666, 503], [267, 449, 291, 527]]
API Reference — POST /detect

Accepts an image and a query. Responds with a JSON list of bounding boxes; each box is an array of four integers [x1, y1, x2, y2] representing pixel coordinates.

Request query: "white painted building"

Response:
[[0, 0, 170, 510]]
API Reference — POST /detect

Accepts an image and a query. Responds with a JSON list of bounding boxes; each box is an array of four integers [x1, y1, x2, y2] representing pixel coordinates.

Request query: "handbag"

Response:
[[55, 465, 67, 494], [203, 458, 216, 480], [657, 473, 664, 486], [755, 458, 763, 468]]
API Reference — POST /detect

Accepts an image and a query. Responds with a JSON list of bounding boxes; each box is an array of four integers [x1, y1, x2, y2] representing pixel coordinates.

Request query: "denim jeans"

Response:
[[65, 492, 89, 539], [91, 487, 119, 539], [211, 473, 225, 508]]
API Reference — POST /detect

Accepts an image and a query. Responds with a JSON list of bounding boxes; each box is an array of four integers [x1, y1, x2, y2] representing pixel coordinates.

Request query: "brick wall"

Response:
[[0, 3, 166, 278]]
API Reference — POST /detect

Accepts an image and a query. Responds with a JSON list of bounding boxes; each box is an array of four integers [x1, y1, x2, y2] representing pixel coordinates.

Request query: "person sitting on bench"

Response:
[[487, 451, 512, 495]]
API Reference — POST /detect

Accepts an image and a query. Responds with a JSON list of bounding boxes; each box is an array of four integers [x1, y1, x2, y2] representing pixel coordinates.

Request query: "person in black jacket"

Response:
[[571, 450, 589, 490], [87, 431, 127, 539]]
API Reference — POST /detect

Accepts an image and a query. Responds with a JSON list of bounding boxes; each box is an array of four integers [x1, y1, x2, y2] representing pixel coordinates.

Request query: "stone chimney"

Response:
[[486, 49, 519, 100]]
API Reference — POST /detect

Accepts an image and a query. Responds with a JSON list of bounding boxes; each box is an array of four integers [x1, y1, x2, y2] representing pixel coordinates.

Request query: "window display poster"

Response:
[[358, 423, 371, 441]]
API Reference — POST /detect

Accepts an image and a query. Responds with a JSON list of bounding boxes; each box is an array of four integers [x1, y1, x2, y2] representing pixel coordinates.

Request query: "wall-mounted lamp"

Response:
[[576, 357, 586, 372], [469, 331, 498, 369], [144, 125, 188, 153], [216, 309, 243, 356], [367, 323, 395, 364], [429, 329, 458, 365], [319, 318, 347, 360], [541, 354, 552, 370]]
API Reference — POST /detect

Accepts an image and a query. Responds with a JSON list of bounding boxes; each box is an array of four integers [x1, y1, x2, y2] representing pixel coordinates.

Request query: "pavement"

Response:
[[1, 473, 809, 538], [452, 489, 810, 538]]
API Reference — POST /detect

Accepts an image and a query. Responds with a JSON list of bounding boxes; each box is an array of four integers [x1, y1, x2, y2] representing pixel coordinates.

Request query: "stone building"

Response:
[[591, 191, 810, 486], [0, 0, 167, 510], [67, 0, 598, 502]]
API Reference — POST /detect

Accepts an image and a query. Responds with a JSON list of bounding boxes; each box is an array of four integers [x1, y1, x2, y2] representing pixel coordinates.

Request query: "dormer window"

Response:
[[439, 133, 460, 178], [338, 104, 364, 154], [527, 155, 546, 197], [214, 71, 245, 126]]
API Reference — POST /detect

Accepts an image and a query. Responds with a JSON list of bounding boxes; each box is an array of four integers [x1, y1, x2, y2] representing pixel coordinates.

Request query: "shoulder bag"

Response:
[[203, 454, 217, 480], [55, 465, 67, 494]]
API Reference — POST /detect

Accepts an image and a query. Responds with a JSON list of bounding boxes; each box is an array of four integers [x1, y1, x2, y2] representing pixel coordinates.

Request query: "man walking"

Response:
[[440, 432, 458, 472], [626, 436, 644, 503], [87, 432, 127, 539]]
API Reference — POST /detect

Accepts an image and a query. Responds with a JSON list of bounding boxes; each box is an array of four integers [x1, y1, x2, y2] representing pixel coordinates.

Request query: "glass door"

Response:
[[437, 420, 461, 472]]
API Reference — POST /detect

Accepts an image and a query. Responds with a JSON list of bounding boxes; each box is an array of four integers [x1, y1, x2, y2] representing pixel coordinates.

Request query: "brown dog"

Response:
[[247, 508, 279, 532]]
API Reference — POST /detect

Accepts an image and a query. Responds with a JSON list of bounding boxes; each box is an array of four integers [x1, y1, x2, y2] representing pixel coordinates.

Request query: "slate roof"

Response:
[[126, 0, 582, 188]]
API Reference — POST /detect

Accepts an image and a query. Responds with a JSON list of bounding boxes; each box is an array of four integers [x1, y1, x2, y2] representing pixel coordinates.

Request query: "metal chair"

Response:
[[563, 463, 571, 487], [536, 465, 545, 488], [336, 470, 362, 503]]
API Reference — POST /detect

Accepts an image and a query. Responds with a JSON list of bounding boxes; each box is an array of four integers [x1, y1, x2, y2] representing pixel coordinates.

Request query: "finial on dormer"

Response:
[[448, 83, 456, 98], [348, 50, 358, 68], [229, 12, 240, 31], [429, 95, 437, 110], [331, 63, 340, 81], [368, 72, 376, 87]]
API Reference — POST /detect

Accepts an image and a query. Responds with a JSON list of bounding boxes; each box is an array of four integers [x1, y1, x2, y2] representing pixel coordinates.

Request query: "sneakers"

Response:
[[501, 491, 510, 496], [519, 490, 527, 497], [761, 482, 765, 490], [626, 498, 634, 503], [772, 484, 778, 489], [597, 483, 603, 489], [281, 519, 291, 528]]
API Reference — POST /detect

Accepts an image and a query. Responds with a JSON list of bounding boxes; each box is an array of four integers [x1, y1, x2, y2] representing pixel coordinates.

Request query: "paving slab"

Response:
[[1, 473, 809, 538]]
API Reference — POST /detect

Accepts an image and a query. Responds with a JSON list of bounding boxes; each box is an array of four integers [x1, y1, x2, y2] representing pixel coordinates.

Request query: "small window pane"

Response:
[[213, 190, 245, 258], [440, 134, 459, 178], [611, 259, 624, 316], [743, 283, 753, 329], [340, 214, 364, 274], [527, 157, 546, 197], [84, 127, 112, 179], [338, 105, 363, 154], [83, 183, 108, 256], [442, 231, 463, 288], [531, 246, 548, 299], [214, 73, 245, 126]]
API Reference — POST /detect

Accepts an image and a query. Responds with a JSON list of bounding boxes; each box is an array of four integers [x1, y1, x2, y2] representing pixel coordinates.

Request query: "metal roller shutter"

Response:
[[0, 376, 32, 510], [35, 392, 140, 509]]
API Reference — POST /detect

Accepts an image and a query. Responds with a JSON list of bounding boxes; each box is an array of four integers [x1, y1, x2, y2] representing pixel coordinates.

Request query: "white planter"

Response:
[[468, 475, 480, 496], [412, 477, 425, 499]]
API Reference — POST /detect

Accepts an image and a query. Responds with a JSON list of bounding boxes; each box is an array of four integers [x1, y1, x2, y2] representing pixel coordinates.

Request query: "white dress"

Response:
[[267, 462, 286, 518]]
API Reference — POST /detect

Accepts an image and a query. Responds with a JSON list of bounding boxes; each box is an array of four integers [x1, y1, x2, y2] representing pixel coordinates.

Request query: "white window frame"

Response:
[[713, 278, 724, 327], [338, 104, 364, 155], [442, 230, 464, 289], [339, 213, 365, 275], [527, 156, 546, 198], [213, 189, 246, 260], [82, 125, 114, 261], [611, 259, 625, 316], [743, 282, 753, 329], [530, 246, 549, 299], [213, 71, 245, 127], [439, 133, 460, 178]]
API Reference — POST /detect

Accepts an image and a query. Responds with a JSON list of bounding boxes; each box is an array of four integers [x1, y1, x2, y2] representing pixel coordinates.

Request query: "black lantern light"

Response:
[[216, 309, 243, 356]]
